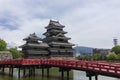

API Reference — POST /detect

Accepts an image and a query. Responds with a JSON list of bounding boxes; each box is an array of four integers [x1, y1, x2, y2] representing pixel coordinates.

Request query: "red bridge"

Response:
[[0, 58, 120, 80]]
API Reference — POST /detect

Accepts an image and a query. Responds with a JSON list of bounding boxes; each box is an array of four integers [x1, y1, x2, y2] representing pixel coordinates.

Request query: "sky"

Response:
[[0, 0, 120, 49]]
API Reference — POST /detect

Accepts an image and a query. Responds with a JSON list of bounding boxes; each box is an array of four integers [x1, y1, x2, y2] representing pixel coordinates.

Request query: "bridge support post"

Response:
[[2, 66, 5, 74], [23, 67, 26, 77], [59, 68, 70, 80], [86, 71, 98, 80], [9, 67, 13, 76], [47, 67, 49, 78], [30, 68, 33, 76], [61, 69, 64, 80], [42, 67, 44, 77], [67, 70, 69, 80], [29, 67, 32, 77], [28, 67, 30, 77], [33, 67, 35, 76], [9, 67, 11, 76], [89, 76, 92, 80], [31, 67, 35, 76], [18, 67, 20, 78], [29, 67, 34, 77], [10, 66, 14, 77], [95, 75, 98, 80]]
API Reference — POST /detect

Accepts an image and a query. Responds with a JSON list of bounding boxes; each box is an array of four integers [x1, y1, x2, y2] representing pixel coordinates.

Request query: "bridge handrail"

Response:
[[0, 59, 120, 74]]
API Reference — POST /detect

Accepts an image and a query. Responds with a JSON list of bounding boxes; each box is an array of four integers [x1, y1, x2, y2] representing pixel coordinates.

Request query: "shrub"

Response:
[[107, 52, 117, 60]]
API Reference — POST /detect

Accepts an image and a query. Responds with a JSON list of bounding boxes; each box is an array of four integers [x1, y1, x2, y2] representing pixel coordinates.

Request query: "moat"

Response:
[[0, 70, 119, 80]]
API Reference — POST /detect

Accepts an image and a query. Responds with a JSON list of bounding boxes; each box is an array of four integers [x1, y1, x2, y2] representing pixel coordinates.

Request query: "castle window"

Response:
[[58, 39, 63, 42], [60, 46, 65, 49]]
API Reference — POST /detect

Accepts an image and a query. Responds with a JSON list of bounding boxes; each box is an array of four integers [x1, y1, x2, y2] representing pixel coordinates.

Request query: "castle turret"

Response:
[[43, 20, 74, 57], [20, 33, 49, 58]]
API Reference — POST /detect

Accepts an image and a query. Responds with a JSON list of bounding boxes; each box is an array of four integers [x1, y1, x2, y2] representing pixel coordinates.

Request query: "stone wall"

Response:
[[0, 51, 13, 60]]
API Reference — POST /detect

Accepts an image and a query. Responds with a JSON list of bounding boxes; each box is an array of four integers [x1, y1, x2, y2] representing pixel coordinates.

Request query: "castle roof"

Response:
[[20, 42, 49, 48], [23, 33, 41, 41], [49, 20, 64, 26], [45, 20, 65, 29], [49, 42, 75, 46]]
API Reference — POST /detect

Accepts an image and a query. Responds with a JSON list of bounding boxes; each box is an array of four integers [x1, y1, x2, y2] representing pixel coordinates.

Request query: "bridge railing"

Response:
[[0, 58, 120, 75], [0, 59, 22, 65], [41, 59, 120, 74]]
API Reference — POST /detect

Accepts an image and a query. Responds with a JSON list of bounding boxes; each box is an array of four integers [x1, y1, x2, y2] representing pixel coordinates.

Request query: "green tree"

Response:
[[93, 54, 101, 61], [82, 55, 91, 60], [117, 54, 120, 60], [9, 48, 22, 59], [76, 55, 81, 60], [0, 39, 7, 51], [111, 45, 120, 54], [107, 52, 118, 60]]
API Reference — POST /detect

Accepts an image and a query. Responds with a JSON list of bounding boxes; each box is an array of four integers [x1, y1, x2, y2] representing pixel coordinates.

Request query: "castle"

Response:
[[20, 20, 74, 58]]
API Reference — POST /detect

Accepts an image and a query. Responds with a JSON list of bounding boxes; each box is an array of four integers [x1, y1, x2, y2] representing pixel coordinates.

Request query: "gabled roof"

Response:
[[49, 20, 64, 26], [43, 30, 67, 36], [23, 33, 41, 41], [53, 33, 71, 40], [56, 33, 65, 37], [45, 20, 65, 29], [20, 42, 49, 48], [49, 42, 75, 46]]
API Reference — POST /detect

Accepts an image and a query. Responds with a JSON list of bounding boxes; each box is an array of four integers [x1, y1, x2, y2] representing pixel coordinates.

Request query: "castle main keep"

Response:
[[21, 20, 74, 58]]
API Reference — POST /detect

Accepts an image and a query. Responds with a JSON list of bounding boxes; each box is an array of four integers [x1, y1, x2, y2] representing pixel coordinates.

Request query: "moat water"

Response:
[[73, 70, 120, 80], [0, 70, 120, 80]]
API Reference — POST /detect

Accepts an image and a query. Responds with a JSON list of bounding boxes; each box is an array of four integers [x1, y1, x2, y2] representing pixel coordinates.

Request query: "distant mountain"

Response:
[[73, 46, 93, 55]]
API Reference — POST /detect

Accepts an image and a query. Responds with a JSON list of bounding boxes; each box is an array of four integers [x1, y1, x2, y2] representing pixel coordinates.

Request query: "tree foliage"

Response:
[[75, 55, 92, 60], [0, 39, 7, 51], [76, 55, 81, 60], [9, 48, 22, 59], [82, 55, 91, 60], [117, 54, 120, 60], [93, 54, 101, 61], [107, 52, 118, 60], [111, 45, 120, 54]]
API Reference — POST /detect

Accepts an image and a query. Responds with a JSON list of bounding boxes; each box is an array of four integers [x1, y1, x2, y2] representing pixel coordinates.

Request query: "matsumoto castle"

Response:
[[20, 20, 74, 58]]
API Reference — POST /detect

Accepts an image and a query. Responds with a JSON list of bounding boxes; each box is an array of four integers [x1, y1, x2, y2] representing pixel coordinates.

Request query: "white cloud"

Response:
[[60, 0, 120, 48], [0, 18, 49, 47], [0, 0, 120, 49]]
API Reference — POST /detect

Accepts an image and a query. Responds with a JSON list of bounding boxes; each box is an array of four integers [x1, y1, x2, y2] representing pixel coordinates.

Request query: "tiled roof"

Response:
[[20, 43, 49, 48], [49, 20, 64, 26], [23, 33, 41, 40], [49, 42, 75, 46]]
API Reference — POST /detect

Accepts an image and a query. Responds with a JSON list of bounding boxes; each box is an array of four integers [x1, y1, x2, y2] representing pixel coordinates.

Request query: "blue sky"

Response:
[[0, 0, 120, 48]]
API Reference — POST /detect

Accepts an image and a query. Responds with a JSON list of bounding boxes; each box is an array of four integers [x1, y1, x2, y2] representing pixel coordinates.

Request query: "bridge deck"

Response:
[[0, 59, 120, 78]]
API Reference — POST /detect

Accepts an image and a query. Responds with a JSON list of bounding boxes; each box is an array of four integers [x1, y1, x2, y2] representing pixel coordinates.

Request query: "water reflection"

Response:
[[1, 69, 120, 80], [0, 75, 62, 80], [0, 75, 72, 80], [73, 70, 120, 80], [0, 68, 72, 80]]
